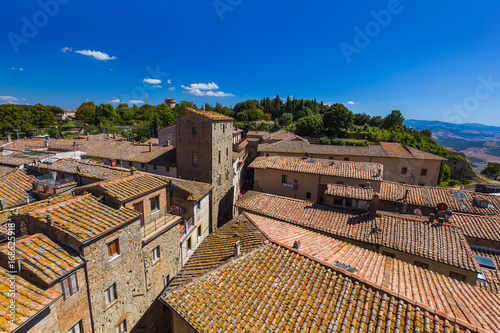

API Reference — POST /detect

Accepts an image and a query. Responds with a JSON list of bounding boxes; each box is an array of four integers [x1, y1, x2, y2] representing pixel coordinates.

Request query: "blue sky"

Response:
[[1, 0, 500, 125]]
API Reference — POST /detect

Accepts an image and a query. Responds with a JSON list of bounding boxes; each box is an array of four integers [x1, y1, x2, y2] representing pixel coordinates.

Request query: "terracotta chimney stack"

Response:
[[130, 167, 137, 175], [369, 193, 380, 218], [234, 240, 241, 256]]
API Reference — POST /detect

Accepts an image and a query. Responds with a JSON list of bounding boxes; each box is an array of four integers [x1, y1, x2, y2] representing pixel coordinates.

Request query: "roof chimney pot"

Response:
[[130, 167, 137, 175], [234, 240, 241, 256]]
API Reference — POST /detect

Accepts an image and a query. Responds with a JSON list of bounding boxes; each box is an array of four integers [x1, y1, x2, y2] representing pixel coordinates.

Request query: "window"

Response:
[[475, 255, 496, 270], [226, 147, 228, 156], [345, 198, 353, 208], [198, 225, 202, 238], [152, 246, 160, 262], [116, 320, 127, 333], [105, 283, 117, 305], [306, 192, 311, 199], [150, 196, 160, 213], [344, 157, 350, 161], [421, 168, 428, 176], [382, 251, 396, 258], [414, 261, 429, 269], [68, 321, 82, 333], [218, 151, 221, 164], [192, 152, 198, 166], [166, 167, 170, 172], [62, 273, 79, 300], [281, 175, 288, 184], [128, 161, 132, 167], [223, 124, 225, 133], [153, 164, 157, 170], [108, 239, 120, 259], [187, 237, 192, 250], [449, 271, 466, 282], [217, 174, 221, 186], [333, 197, 343, 206], [192, 125, 197, 135], [401, 167, 408, 175], [163, 274, 170, 287]]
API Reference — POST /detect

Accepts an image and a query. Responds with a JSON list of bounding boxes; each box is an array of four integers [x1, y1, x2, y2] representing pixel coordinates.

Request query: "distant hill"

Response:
[[405, 119, 500, 172]]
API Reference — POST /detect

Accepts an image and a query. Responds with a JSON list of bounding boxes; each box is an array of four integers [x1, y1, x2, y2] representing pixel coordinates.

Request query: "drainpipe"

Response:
[[80, 252, 96, 333]]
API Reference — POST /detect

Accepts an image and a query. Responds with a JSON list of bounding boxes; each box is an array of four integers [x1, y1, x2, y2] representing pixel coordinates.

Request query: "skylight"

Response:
[[475, 255, 496, 270], [453, 191, 466, 200]]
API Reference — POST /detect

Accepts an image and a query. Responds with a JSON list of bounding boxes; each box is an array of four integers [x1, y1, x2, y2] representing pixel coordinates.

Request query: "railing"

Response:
[[142, 214, 180, 240], [180, 218, 194, 235]]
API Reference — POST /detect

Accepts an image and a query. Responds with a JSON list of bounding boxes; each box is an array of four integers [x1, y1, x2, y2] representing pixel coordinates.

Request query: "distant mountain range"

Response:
[[404, 119, 500, 172]]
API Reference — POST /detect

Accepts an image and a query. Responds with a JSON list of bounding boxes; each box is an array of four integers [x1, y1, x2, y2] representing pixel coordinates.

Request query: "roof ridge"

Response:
[[242, 212, 482, 333], [377, 211, 461, 228]]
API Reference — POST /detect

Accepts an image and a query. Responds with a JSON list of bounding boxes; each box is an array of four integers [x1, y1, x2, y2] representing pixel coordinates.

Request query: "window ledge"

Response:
[[109, 254, 121, 262], [104, 299, 119, 311]]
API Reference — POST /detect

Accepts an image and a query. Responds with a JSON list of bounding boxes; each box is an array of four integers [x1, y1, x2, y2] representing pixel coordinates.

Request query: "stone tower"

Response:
[[176, 108, 234, 231]]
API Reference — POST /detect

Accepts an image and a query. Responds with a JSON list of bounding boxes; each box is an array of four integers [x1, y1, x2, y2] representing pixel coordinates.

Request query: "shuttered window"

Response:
[[62, 273, 79, 300]]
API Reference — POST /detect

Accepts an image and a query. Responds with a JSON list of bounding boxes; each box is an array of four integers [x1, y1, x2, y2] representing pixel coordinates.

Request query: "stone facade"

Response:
[[158, 125, 177, 147], [176, 109, 234, 231]]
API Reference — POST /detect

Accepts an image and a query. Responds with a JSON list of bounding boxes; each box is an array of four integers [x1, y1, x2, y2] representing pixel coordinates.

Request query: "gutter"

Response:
[[79, 253, 96, 333]]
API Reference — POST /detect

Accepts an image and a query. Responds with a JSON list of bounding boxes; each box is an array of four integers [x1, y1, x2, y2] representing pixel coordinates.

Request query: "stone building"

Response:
[[175, 108, 234, 230]]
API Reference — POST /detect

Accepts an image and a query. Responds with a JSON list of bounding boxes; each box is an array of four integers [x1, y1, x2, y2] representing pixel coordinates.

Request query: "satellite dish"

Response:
[[437, 202, 449, 211], [414, 208, 422, 216]]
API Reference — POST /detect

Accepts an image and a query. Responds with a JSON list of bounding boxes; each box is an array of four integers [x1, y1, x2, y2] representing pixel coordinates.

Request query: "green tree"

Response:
[[323, 103, 354, 137], [75, 102, 97, 124], [295, 115, 323, 136], [381, 110, 404, 129], [319, 137, 331, 145], [353, 113, 371, 126], [368, 116, 384, 128], [438, 161, 451, 184], [279, 113, 293, 126], [481, 162, 500, 180]]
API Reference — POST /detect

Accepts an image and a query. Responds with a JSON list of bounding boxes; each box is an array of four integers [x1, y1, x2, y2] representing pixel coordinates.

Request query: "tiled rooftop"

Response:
[[0, 169, 36, 209], [160, 176, 212, 201], [0, 166, 15, 177], [32, 159, 130, 180], [0, 233, 83, 286], [98, 172, 168, 202], [381, 181, 500, 215], [258, 139, 446, 160], [0, 194, 73, 225], [163, 243, 466, 333], [472, 248, 500, 293], [168, 215, 267, 288], [236, 191, 479, 272], [27, 194, 140, 242], [244, 212, 500, 332], [325, 183, 375, 200], [250, 156, 384, 181], [183, 107, 234, 121], [0, 267, 61, 332], [452, 213, 500, 243], [0, 152, 49, 167]]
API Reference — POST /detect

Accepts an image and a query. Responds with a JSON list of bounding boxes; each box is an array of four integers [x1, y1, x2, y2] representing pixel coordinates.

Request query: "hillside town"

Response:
[[0, 107, 499, 332]]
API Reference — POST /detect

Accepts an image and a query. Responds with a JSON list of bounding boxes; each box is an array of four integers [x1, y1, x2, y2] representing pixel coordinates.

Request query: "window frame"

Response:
[[116, 319, 127, 333], [62, 273, 79, 300], [152, 246, 160, 263], [107, 239, 120, 260], [420, 168, 428, 176], [414, 260, 429, 269], [68, 321, 83, 333], [306, 192, 311, 200], [150, 196, 160, 213], [105, 283, 117, 306], [281, 175, 288, 184]]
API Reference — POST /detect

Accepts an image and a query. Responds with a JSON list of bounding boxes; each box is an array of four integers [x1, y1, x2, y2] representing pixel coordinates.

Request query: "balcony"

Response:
[[179, 218, 194, 236], [141, 214, 182, 242]]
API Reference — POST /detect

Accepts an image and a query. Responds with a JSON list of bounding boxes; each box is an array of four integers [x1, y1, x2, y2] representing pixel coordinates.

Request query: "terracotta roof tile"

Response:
[[244, 212, 500, 333], [472, 248, 500, 293], [98, 172, 168, 202], [0, 194, 73, 225], [0, 267, 60, 332], [0, 233, 83, 285], [0, 169, 36, 209], [325, 183, 375, 200], [236, 191, 479, 272], [452, 214, 500, 243], [31, 159, 130, 180], [153, 176, 212, 201], [250, 156, 384, 181], [27, 194, 139, 242], [168, 215, 267, 288], [163, 242, 464, 333], [381, 181, 500, 215], [0, 166, 15, 177]]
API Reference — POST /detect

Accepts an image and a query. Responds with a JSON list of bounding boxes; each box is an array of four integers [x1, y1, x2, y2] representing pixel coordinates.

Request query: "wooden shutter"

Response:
[[70, 274, 78, 294], [62, 279, 70, 299]]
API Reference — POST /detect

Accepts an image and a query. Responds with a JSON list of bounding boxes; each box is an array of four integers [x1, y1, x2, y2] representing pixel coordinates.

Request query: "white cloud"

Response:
[[168, 87, 175, 91], [167, 79, 172, 84], [11, 67, 23, 71], [0, 96, 20, 104], [75, 50, 117, 60], [143, 78, 162, 84], [19, 68, 23, 71], [347, 101, 357, 105], [62, 47, 72, 52], [129, 100, 144, 104], [110, 68, 116, 71], [153, 85, 162, 88], [181, 82, 233, 97], [106, 98, 121, 103]]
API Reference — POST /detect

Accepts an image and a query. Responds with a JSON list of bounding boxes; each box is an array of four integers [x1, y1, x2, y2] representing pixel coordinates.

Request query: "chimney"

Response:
[[113, 132, 116, 139], [293, 240, 301, 250], [402, 202, 408, 214], [32, 181, 39, 191], [429, 213, 435, 223], [7, 134, 11, 142], [87, 136, 90, 141], [234, 240, 241, 256], [444, 209, 453, 222], [404, 189, 410, 200], [121, 138, 124, 142], [133, 140, 136, 144], [376, 169, 382, 178], [130, 167, 137, 175], [149, 141, 152, 152], [43, 184, 48, 193], [0, 198, 6, 211], [369, 193, 380, 218], [437, 217, 444, 226], [46, 213, 52, 226]]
